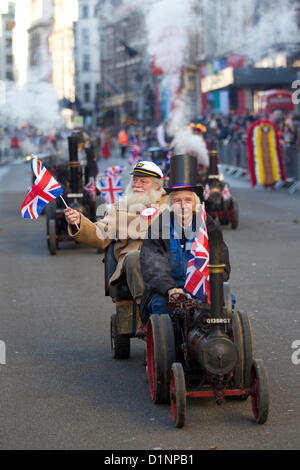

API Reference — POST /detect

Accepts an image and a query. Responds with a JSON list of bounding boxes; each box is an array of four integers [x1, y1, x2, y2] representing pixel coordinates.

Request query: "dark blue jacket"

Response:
[[140, 210, 230, 323]]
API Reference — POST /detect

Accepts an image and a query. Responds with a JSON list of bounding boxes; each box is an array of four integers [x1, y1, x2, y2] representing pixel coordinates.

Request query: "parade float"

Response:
[[246, 119, 286, 188]]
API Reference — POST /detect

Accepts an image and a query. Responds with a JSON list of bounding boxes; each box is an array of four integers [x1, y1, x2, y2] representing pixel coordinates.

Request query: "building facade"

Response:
[[49, 0, 78, 103], [0, 1, 16, 82], [197, 0, 300, 116], [27, 0, 53, 82], [74, 0, 101, 127], [96, 0, 154, 129]]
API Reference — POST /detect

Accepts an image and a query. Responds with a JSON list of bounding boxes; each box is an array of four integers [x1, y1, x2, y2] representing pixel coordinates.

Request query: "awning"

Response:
[[234, 67, 300, 87], [201, 66, 300, 92]]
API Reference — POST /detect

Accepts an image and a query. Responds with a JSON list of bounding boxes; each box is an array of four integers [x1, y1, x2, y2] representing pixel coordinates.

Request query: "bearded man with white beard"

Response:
[[64, 161, 167, 305]]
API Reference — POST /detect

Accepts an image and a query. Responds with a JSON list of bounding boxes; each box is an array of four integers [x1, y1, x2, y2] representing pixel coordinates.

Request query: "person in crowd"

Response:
[[101, 128, 112, 159], [10, 134, 20, 156], [118, 128, 128, 159]]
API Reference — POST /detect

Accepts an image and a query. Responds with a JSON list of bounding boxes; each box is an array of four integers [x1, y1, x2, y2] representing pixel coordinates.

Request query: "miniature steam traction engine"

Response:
[[204, 144, 239, 230], [146, 229, 269, 428], [46, 133, 97, 255]]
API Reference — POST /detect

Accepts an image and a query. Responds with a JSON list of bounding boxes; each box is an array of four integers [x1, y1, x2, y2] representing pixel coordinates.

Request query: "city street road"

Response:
[[0, 159, 299, 450]]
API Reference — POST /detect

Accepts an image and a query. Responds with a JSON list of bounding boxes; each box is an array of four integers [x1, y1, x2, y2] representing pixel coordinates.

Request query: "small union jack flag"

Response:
[[104, 165, 126, 177], [166, 151, 172, 164], [21, 157, 63, 220], [221, 184, 231, 201], [204, 184, 211, 200], [184, 205, 210, 303], [129, 137, 142, 167], [99, 175, 123, 205], [84, 178, 96, 201]]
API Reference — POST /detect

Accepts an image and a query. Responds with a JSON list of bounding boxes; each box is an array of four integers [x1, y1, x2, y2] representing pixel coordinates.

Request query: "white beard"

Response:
[[124, 185, 164, 213]]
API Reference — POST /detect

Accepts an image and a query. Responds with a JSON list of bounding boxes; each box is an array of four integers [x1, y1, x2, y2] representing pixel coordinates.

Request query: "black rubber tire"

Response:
[[238, 311, 254, 389], [48, 219, 57, 256], [46, 216, 50, 249], [110, 313, 130, 359], [250, 359, 269, 424], [231, 198, 239, 229], [159, 315, 176, 403], [147, 314, 175, 404], [170, 362, 186, 428], [231, 309, 244, 388], [147, 315, 165, 404]]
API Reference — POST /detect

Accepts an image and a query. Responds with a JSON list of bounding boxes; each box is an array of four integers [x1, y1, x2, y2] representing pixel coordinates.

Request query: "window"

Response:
[[6, 71, 13, 81], [5, 38, 12, 48], [82, 5, 89, 18], [96, 83, 101, 101], [83, 54, 90, 71], [84, 83, 90, 102], [82, 28, 89, 45], [6, 55, 13, 65]]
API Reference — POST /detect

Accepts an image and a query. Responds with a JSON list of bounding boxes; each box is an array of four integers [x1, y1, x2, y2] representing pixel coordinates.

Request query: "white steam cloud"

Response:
[[0, 80, 63, 131], [146, 0, 194, 97], [245, 3, 299, 62], [146, 0, 209, 165]]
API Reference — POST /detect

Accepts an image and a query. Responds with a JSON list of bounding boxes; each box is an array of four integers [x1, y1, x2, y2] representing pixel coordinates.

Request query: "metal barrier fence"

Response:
[[217, 140, 300, 182], [0, 148, 22, 165]]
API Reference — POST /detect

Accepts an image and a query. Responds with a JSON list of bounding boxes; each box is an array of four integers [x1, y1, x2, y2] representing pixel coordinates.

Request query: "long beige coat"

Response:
[[68, 193, 168, 285]]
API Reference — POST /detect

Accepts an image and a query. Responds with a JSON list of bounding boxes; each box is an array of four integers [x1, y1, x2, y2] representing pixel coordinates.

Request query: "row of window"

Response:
[[5, 54, 13, 65], [81, 4, 98, 20], [1, 71, 13, 80], [80, 82, 101, 103]]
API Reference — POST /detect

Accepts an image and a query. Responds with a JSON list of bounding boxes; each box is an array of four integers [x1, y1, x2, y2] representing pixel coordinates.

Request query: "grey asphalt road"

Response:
[[0, 159, 299, 450]]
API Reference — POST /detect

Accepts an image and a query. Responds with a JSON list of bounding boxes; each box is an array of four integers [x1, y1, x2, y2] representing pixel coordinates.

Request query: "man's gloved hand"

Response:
[[168, 287, 186, 301]]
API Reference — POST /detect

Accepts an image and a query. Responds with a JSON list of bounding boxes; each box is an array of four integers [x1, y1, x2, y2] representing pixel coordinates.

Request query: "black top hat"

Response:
[[165, 154, 203, 199]]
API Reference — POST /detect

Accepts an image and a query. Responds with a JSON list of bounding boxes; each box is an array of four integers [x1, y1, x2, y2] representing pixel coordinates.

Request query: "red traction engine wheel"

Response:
[[250, 359, 269, 424], [146, 314, 176, 404], [170, 362, 186, 428]]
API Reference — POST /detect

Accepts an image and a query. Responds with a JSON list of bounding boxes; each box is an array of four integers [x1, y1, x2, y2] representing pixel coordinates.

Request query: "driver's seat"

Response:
[[104, 242, 141, 336]]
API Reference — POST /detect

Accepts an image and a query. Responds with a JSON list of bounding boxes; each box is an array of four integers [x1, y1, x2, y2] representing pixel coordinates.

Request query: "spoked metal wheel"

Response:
[[110, 313, 130, 359], [170, 362, 186, 428], [147, 314, 176, 404], [250, 359, 269, 424]]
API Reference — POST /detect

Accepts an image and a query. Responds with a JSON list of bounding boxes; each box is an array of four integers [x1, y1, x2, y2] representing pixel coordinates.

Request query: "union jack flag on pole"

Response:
[[103, 165, 126, 177], [184, 205, 210, 303], [84, 178, 96, 201], [221, 183, 231, 201], [99, 175, 123, 205], [21, 157, 63, 220], [129, 136, 142, 167], [204, 184, 210, 200]]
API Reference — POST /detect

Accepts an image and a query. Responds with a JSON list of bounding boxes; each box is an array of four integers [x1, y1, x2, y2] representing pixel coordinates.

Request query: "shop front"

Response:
[[200, 63, 300, 116]]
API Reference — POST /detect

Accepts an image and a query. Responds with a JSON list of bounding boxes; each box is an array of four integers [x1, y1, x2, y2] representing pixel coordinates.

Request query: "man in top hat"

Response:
[[64, 161, 167, 305], [139, 154, 231, 325]]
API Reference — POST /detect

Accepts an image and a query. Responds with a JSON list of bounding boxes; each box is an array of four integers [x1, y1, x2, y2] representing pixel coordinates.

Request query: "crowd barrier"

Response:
[[217, 140, 300, 193], [0, 148, 22, 165]]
